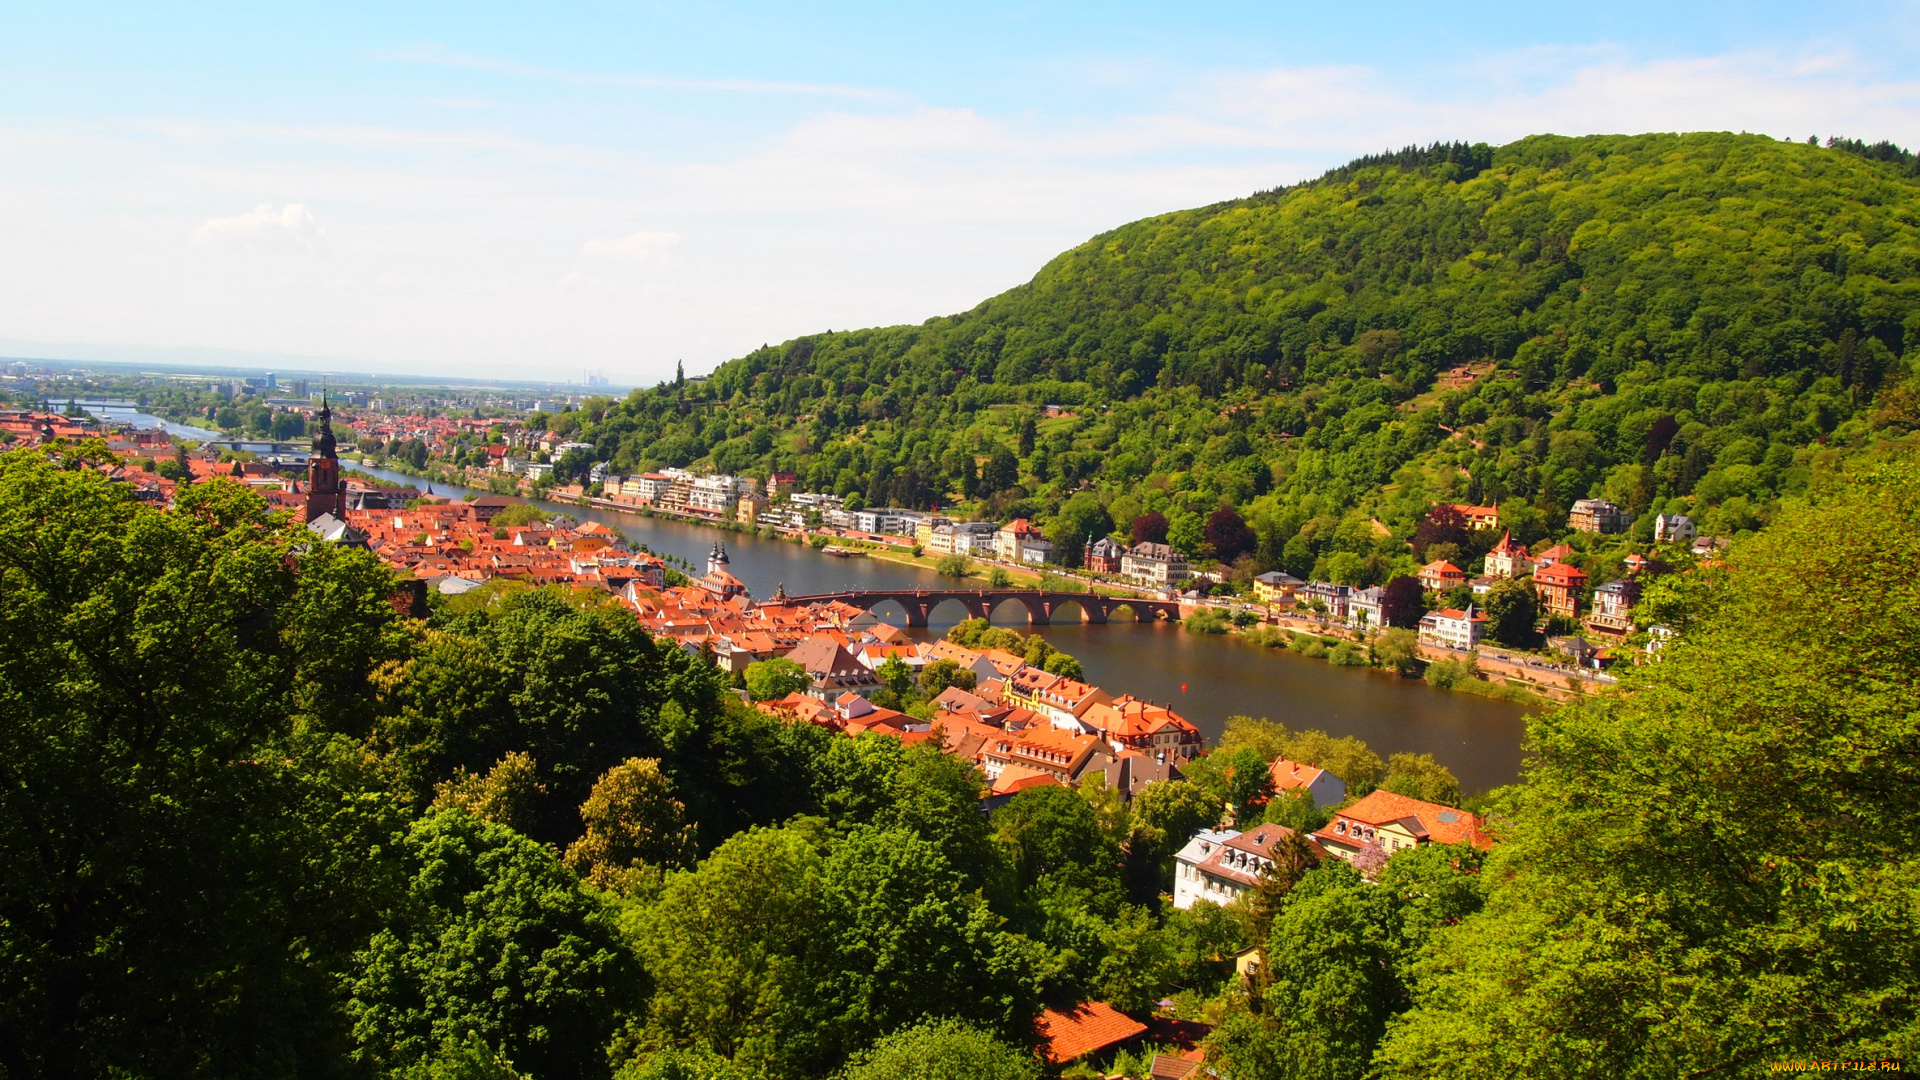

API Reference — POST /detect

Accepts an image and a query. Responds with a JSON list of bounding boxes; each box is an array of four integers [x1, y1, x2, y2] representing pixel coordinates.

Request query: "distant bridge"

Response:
[[765, 587, 1183, 627]]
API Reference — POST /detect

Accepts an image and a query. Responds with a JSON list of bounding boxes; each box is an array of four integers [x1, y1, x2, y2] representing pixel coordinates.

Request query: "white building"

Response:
[[1417, 605, 1486, 650], [1653, 513, 1697, 544], [687, 475, 738, 516], [996, 519, 1055, 564], [621, 473, 672, 501], [1268, 757, 1346, 807], [1347, 586, 1384, 631], [1120, 542, 1187, 588], [851, 509, 916, 536], [932, 521, 1000, 556], [1173, 826, 1321, 910]]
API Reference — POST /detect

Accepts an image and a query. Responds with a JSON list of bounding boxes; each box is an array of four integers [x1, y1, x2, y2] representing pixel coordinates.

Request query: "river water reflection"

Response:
[[346, 463, 1534, 793]]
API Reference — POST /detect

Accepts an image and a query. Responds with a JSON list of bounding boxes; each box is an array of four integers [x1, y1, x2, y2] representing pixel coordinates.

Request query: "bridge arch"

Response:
[[924, 595, 986, 628], [761, 588, 1180, 628], [986, 595, 1046, 625], [863, 597, 914, 626]]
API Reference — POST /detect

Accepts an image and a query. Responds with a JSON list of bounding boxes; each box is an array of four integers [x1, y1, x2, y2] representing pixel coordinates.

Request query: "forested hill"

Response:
[[574, 132, 1920, 566]]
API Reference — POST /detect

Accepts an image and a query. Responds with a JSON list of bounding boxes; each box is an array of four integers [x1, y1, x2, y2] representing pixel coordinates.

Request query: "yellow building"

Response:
[[1252, 571, 1305, 603]]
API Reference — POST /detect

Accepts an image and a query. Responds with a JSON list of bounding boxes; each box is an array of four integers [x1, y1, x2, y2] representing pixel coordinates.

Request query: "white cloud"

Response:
[[373, 44, 888, 99], [192, 203, 324, 249], [582, 231, 681, 262]]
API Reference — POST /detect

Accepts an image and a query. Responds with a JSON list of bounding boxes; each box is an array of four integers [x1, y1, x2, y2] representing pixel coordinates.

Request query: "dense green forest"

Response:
[[5, 440, 1915, 1078], [570, 132, 1920, 585]]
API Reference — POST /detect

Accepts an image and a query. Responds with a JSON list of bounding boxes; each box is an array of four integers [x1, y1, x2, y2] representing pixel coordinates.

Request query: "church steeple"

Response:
[[313, 391, 338, 460], [304, 388, 347, 523]]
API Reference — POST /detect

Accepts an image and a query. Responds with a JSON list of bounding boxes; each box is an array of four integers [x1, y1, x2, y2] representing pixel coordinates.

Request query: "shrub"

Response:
[[1185, 608, 1230, 634], [1328, 641, 1368, 666]]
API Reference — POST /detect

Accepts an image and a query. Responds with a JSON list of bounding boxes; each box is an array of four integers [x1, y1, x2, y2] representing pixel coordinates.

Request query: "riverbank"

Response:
[[1192, 614, 1563, 708]]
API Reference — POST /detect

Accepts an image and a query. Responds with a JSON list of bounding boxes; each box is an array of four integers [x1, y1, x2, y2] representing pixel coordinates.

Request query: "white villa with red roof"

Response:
[[1483, 531, 1534, 579], [1418, 605, 1486, 650]]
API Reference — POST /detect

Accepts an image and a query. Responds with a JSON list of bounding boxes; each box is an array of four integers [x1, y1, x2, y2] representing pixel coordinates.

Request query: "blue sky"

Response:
[[3, 2, 1918, 384]]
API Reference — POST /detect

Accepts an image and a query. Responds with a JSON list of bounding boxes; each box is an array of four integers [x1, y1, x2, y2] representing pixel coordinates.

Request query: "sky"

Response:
[[3, 2, 1919, 386]]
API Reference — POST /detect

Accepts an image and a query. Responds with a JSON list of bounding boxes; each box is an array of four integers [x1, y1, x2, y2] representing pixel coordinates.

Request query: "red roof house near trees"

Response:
[[1038, 1001, 1149, 1064]]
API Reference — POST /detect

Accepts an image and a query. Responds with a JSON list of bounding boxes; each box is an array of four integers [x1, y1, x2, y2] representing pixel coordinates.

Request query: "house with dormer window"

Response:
[[1172, 825, 1326, 909], [1313, 790, 1492, 862]]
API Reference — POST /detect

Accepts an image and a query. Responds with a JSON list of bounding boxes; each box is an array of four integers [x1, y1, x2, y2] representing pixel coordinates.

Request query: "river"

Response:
[[73, 401, 223, 441], [345, 463, 1535, 793]]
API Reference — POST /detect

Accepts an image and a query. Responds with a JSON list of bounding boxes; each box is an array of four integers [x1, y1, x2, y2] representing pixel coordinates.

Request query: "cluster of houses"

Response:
[[1172, 757, 1493, 910], [1240, 499, 1723, 660], [348, 411, 502, 458]]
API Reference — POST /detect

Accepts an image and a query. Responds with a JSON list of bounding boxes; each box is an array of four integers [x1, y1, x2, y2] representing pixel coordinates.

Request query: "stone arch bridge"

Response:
[[766, 588, 1183, 627]]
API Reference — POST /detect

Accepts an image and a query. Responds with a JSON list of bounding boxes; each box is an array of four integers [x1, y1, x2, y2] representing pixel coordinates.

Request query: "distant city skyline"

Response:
[[3, 1, 1918, 384]]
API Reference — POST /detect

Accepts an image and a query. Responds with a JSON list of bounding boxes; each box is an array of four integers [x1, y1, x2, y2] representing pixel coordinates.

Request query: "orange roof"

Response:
[[1085, 696, 1197, 739], [1038, 1002, 1148, 1064], [990, 763, 1062, 796], [1268, 756, 1328, 793], [980, 649, 1028, 677], [1488, 530, 1527, 556], [1016, 726, 1101, 757], [1533, 561, 1588, 586], [1321, 789, 1492, 849]]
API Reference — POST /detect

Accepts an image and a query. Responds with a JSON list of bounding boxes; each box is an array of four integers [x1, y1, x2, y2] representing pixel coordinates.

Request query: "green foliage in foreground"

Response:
[[0, 447, 410, 1079], [350, 810, 642, 1080], [1197, 450, 1920, 1077], [571, 133, 1920, 583], [8, 441, 1919, 1078], [837, 1018, 1041, 1080]]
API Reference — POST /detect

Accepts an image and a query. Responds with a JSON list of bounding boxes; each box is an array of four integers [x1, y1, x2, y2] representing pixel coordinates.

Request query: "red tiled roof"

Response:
[[1488, 529, 1526, 556], [1038, 1002, 1148, 1064], [1268, 756, 1328, 793], [990, 764, 1061, 796], [1318, 789, 1492, 850], [1533, 561, 1588, 586]]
